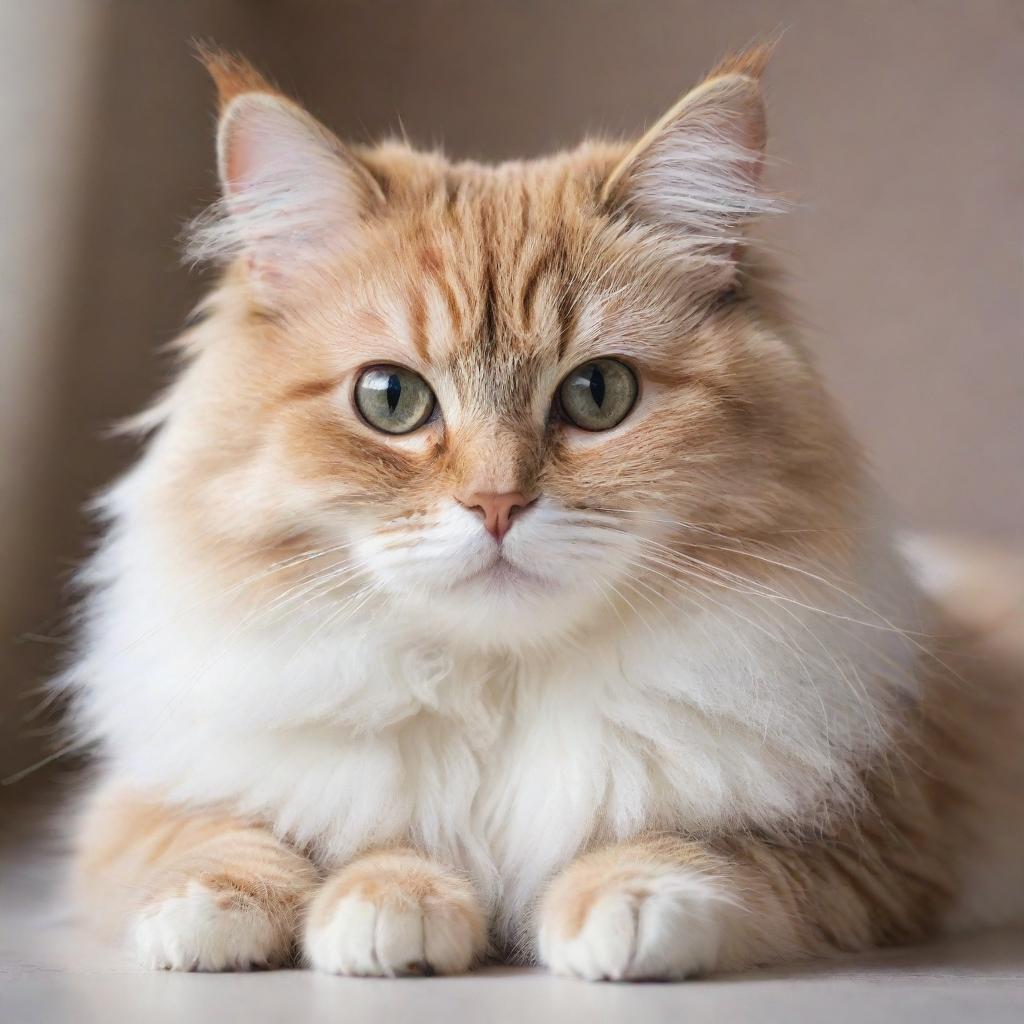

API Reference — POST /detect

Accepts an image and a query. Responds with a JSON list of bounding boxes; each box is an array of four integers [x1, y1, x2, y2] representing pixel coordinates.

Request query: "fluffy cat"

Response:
[[62, 44, 1023, 979]]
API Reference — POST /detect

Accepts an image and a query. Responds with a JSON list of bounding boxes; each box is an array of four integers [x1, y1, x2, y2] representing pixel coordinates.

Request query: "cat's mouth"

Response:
[[450, 553, 548, 592]]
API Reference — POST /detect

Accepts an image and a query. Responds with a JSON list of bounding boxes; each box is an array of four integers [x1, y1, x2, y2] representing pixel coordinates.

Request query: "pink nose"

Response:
[[457, 491, 535, 542]]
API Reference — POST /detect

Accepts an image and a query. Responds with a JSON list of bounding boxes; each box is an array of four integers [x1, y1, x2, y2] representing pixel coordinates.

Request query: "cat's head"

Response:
[[145, 45, 858, 648]]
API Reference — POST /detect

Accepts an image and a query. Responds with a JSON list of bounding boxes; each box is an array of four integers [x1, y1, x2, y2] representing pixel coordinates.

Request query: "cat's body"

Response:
[[63, 46, 1023, 979]]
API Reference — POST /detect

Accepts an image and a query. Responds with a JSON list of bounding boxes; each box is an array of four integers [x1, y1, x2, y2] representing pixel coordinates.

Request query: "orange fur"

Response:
[[706, 39, 777, 81], [67, 42, 1023, 980], [74, 786, 320, 968], [193, 42, 279, 110]]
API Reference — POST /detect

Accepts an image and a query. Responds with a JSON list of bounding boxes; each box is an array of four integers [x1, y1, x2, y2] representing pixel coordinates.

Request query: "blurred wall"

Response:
[[1, 0, 1021, 780], [1, 1, 106, 782]]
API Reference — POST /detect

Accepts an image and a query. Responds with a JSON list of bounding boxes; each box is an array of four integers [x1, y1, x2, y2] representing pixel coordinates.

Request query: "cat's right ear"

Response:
[[188, 47, 384, 296]]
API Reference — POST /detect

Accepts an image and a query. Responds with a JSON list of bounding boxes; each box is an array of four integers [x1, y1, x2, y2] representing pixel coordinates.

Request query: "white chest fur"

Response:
[[73, 523, 919, 933]]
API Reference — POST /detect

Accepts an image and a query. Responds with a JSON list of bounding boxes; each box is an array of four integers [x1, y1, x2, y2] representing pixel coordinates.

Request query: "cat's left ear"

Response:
[[188, 46, 384, 296], [602, 44, 777, 285]]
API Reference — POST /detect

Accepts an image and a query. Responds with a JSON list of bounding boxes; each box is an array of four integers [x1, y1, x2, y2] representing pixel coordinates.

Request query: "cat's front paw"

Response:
[[133, 880, 291, 971], [539, 846, 739, 981], [304, 850, 486, 976]]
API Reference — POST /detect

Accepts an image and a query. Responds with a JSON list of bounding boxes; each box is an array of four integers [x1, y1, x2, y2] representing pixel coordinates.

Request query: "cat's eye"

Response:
[[558, 358, 638, 431], [354, 365, 436, 434]]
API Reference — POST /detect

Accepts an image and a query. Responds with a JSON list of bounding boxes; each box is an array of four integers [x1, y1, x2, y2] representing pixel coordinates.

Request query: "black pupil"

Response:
[[588, 364, 606, 408], [386, 373, 401, 414]]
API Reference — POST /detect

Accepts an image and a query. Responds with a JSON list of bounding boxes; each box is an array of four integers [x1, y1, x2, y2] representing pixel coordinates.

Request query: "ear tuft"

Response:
[[704, 39, 777, 83], [192, 41, 277, 111]]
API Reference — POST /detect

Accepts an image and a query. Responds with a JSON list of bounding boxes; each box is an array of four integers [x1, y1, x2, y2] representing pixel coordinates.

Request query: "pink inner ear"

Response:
[[219, 113, 266, 230], [206, 94, 371, 293], [219, 96, 309, 204], [220, 117, 261, 199]]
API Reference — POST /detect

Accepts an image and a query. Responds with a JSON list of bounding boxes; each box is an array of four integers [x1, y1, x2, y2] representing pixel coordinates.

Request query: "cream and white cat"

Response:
[[63, 45, 1023, 979]]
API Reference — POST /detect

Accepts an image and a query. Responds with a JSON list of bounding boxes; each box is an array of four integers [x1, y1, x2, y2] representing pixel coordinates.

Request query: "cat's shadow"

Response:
[[715, 928, 1024, 984]]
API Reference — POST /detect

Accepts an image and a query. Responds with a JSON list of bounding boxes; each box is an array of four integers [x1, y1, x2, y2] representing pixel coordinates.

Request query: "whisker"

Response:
[[81, 539, 359, 673]]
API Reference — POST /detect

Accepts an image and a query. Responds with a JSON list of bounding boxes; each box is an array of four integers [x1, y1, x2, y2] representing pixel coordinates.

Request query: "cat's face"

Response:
[[163, 49, 855, 647]]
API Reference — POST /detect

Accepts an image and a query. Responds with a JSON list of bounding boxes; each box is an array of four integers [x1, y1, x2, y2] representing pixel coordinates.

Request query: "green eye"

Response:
[[354, 365, 435, 434], [558, 358, 638, 431]]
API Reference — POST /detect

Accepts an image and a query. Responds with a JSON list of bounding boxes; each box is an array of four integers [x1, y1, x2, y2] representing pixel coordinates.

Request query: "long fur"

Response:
[[59, 45, 1023, 977]]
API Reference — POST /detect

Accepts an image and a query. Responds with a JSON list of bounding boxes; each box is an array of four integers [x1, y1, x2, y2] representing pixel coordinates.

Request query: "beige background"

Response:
[[1, 0, 1021, 781]]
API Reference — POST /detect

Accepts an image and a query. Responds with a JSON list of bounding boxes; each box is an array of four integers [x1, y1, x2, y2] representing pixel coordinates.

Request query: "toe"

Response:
[[375, 905, 427, 975]]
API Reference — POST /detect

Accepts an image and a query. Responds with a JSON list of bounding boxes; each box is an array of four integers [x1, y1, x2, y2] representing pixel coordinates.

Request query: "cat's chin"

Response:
[[448, 555, 550, 593], [397, 560, 597, 647]]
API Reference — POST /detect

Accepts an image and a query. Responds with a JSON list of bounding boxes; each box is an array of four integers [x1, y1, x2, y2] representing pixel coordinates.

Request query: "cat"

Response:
[[61, 43, 1023, 980]]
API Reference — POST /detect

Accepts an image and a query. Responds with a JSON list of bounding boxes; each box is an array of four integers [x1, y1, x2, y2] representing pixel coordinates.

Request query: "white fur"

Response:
[[133, 881, 283, 971], [630, 135, 776, 257], [65, 425, 922, 950], [540, 867, 739, 981], [305, 895, 476, 976]]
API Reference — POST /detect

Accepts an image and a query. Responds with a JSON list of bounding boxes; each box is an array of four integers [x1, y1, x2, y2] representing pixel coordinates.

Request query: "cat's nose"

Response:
[[457, 491, 537, 542]]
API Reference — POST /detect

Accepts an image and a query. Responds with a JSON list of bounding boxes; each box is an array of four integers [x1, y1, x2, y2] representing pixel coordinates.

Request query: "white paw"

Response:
[[133, 881, 286, 971], [540, 868, 736, 981], [305, 894, 479, 977]]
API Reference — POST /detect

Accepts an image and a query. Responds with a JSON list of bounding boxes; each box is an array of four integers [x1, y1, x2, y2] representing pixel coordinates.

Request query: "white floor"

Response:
[[3, 789, 1024, 1024]]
